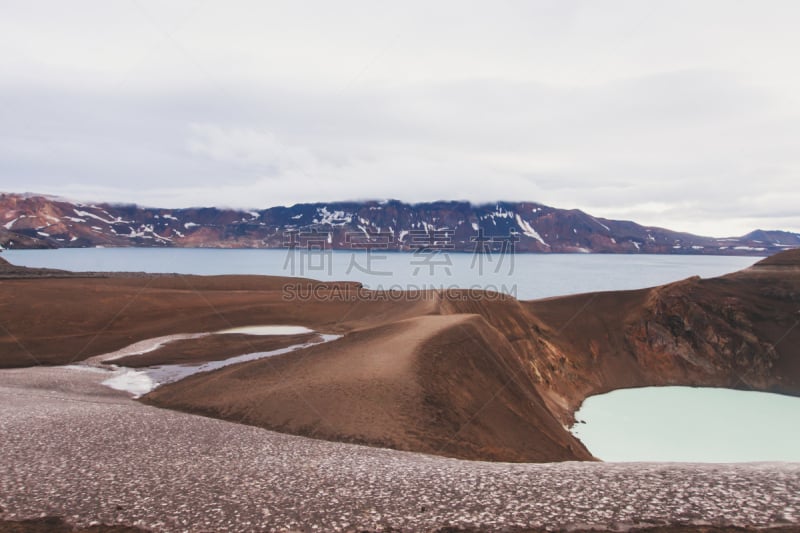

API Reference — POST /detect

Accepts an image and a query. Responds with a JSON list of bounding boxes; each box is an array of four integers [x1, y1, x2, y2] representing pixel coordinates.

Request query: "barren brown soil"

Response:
[[755, 248, 800, 266], [0, 265, 427, 367], [143, 314, 592, 462], [2, 251, 800, 464]]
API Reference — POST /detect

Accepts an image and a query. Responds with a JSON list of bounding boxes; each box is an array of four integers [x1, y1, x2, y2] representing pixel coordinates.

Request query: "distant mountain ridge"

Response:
[[1, 192, 798, 255]]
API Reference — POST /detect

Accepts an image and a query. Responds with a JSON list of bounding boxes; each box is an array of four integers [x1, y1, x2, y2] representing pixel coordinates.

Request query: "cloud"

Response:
[[185, 124, 322, 177], [0, 1, 799, 236]]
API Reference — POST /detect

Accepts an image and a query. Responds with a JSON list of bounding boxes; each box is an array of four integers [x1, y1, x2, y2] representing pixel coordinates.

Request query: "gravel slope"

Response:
[[1, 367, 798, 533]]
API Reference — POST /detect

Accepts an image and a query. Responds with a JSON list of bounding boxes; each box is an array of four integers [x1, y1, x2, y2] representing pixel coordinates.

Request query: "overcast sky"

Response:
[[1, 1, 799, 236]]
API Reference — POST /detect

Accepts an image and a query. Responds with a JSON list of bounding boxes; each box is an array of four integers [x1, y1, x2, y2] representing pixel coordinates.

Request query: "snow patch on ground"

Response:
[[96, 332, 340, 397], [61, 365, 109, 374], [102, 369, 156, 398], [216, 325, 314, 335], [87, 333, 209, 364], [81, 326, 336, 397]]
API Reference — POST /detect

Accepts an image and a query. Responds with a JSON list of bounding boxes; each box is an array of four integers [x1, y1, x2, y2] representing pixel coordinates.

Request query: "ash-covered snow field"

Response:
[[1, 366, 798, 532]]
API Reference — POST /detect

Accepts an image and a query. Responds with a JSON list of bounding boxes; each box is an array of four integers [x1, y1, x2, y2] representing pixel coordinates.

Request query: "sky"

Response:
[[1, 1, 799, 237]]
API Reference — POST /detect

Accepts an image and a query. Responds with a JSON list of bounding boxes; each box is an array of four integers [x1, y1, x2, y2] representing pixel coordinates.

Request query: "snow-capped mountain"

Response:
[[1, 193, 798, 255]]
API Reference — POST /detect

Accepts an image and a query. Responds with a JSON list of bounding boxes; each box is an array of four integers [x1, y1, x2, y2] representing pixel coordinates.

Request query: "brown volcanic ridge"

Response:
[[1, 249, 799, 463]]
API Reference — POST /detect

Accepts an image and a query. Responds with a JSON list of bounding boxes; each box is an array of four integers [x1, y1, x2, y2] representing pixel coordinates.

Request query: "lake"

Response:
[[2, 248, 759, 300], [572, 386, 800, 462]]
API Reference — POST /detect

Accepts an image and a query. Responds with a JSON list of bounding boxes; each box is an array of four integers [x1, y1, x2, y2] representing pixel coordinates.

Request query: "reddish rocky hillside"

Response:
[[2, 192, 798, 254]]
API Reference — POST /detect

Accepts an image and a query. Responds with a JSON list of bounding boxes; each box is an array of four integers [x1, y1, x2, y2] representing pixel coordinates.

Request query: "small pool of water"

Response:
[[77, 325, 339, 397], [571, 386, 800, 462], [217, 325, 314, 335]]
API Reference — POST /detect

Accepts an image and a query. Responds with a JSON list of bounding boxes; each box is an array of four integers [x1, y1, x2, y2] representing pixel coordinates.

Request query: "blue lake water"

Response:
[[3, 248, 759, 300], [572, 386, 800, 462]]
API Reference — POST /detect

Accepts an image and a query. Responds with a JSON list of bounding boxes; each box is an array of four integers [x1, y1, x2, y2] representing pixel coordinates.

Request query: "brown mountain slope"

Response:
[[2, 250, 799, 462], [143, 313, 593, 462], [755, 247, 800, 266]]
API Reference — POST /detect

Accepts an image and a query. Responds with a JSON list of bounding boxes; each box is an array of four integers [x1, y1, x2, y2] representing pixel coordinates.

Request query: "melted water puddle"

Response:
[[71, 325, 340, 398]]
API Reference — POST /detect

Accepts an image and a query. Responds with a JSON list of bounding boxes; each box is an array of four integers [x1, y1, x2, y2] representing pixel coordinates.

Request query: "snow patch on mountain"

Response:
[[592, 218, 611, 232], [73, 209, 127, 225], [515, 214, 549, 247], [313, 207, 352, 226]]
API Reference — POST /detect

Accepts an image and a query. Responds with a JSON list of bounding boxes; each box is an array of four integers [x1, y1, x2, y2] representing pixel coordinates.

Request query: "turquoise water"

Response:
[[572, 386, 800, 462], [3, 248, 758, 300]]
